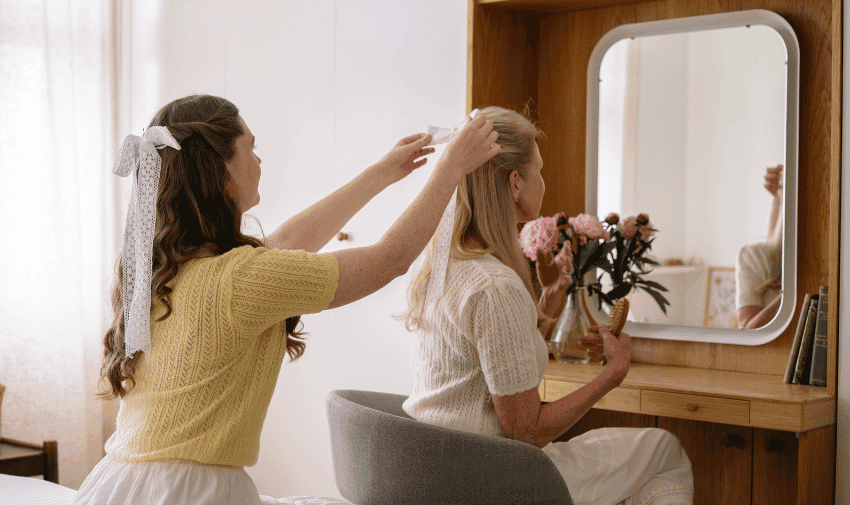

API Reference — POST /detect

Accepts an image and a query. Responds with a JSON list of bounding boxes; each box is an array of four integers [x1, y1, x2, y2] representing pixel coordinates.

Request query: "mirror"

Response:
[[586, 10, 799, 345]]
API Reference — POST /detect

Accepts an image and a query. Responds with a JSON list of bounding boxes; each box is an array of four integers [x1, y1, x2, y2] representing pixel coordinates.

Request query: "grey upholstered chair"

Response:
[[326, 389, 573, 505]]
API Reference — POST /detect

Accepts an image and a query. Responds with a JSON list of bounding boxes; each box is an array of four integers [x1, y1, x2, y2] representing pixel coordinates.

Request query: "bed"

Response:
[[0, 473, 76, 505], [0, 474, 352, 505]]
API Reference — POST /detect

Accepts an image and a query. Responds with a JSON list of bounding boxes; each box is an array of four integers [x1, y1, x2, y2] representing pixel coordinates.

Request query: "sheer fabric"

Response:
[[0, 0, 118, 489]]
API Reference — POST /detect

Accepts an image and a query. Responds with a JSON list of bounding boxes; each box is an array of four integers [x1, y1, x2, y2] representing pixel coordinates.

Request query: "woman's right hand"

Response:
[[764, 164, 783, 197], [583, 326, 631, 383], [437, 114, 501, 178]]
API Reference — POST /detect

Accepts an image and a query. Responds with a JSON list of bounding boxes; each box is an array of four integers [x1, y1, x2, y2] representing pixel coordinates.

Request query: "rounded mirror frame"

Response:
[[585, 9, 799, 345]]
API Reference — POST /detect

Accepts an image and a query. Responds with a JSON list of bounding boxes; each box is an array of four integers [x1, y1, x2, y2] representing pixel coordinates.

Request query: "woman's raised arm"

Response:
[[327, 115, 500, 309], [263, 133, 436, 253]]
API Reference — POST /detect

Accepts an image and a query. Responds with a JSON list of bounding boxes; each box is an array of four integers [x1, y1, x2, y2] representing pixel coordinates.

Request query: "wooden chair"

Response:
[[0, 438, 59, 483]]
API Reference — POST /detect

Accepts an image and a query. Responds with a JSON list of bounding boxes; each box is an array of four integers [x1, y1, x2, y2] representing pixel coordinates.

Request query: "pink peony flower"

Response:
[[638, 223, 655, 241], [568, 213, 609, 241], [618, 216, 638, 240], [519, 216, 559, 260]]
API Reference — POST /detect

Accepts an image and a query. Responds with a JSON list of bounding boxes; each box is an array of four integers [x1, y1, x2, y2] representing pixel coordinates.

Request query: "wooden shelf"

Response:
[[477, 0, 654, 11], [645, 265, 704, 276], [543, 361, 835, 432]]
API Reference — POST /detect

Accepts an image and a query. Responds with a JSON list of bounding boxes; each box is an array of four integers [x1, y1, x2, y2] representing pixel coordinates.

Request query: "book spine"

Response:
[[808, 286, 829, 387], [784, 293, 812, 384], [792, 296, 818, 385]]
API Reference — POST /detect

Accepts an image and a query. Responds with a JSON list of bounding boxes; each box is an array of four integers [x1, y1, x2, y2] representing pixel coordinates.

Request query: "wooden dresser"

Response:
[[542, 362, 835, 504], [468, 0, 841, 503]]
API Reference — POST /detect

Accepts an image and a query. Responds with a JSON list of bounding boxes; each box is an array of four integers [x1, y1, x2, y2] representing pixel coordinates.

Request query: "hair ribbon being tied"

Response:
[[423, 109, 480, 316], [112, 126, 181, 357]]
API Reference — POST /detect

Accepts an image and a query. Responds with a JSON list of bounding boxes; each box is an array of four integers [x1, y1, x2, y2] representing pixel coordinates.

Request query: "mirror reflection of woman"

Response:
[[736, 164, 783, 329], [402, 106, 694, 505]]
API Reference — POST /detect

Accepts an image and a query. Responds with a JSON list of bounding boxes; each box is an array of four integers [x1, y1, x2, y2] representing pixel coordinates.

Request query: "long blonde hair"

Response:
[[402, 106, 542, 331]]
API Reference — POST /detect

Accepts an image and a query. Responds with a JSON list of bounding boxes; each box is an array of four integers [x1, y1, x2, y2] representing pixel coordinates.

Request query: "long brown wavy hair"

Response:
[[100, 94, 306, 399]]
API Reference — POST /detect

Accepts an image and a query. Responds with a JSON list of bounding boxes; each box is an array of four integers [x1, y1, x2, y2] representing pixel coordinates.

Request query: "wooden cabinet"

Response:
[[469, 0, 840, 503], [541, 362, 836, 505], [659, 418, 753, 505], [752, 429, 799, 505]]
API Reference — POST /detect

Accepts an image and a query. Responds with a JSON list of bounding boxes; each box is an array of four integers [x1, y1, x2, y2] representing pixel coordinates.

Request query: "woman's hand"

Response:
[[437, 115, 501, 179], [764, 164, 783, 197], [373, 133, 436, 186], [536, 249, 572, 291], [535, 249, 572, 319], [581, 326, 631, 382]]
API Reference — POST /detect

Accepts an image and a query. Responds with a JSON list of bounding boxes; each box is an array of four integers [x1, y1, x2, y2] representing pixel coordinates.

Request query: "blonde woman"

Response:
[[402, 106, 694, 505]]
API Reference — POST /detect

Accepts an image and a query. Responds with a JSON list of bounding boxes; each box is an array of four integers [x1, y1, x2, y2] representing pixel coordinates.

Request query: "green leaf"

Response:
[[591, 262, 614, 275], [639, 286, 670, 314], [607, 283, 632, 300], [635, 279, 669, 292], [639, 257, 660, 267], [578, 240, 599, 265]]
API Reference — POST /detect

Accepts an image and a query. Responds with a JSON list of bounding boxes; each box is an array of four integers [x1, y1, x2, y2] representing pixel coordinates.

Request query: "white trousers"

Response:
[[543, 428, 694, 505]]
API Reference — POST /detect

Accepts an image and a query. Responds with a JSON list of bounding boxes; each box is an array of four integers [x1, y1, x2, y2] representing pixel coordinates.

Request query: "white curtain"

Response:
[[0, 0, 119, 489]]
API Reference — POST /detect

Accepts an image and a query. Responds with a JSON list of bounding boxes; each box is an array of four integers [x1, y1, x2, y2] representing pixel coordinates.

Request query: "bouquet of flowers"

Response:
[[519, 212, 670, 314]]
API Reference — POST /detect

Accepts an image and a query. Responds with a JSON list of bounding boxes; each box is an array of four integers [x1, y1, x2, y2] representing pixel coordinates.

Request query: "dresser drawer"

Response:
[[542, 379, 641, 412], [641, 391, 750, 425]]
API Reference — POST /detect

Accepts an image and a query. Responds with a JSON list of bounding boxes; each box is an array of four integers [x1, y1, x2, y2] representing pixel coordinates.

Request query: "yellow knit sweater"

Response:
[[104, 245, 339, 466]]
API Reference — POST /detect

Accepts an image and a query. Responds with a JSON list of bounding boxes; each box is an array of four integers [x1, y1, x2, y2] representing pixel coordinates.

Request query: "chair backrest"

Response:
[[326, 389, 573, 505]]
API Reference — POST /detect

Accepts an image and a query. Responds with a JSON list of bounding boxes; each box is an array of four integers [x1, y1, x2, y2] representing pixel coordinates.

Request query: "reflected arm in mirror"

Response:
[[737, 293, 781, 329], [765, 164, 783, 239], [736, 164, 784, 330]]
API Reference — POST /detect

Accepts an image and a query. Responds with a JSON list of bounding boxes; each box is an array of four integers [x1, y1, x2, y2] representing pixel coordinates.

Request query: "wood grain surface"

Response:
[[468, 0, 840, 386]]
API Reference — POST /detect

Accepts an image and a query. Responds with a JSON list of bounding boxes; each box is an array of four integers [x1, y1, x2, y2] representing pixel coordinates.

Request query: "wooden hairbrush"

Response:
[[607, 298, 630, 336]]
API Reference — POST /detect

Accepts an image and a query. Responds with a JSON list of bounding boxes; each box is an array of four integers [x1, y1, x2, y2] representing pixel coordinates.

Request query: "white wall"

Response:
[[684, 25, 787, 267], [604, 27, 787, 327], [632, 33, 690, 262], [123, 0, 467, 498], [620, 27, 786, 267]]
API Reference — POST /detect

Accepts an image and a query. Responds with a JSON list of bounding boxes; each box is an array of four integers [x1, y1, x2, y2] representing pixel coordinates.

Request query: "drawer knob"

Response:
[[685, 403, 698, 412], [337, 232, 351, 241], [722, 434, 746, 449], [764, 439, 785, 453]]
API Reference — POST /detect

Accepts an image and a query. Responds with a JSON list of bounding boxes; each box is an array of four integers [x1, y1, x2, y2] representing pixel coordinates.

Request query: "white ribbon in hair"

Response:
[[112, 126, 181, 357], [423, 109, 480, 315]]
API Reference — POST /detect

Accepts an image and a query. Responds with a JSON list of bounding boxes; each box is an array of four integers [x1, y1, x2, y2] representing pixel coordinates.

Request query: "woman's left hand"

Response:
[[536, 249, 572, 293], [535, 249, 572, 319], [373, 133, 436, 186]]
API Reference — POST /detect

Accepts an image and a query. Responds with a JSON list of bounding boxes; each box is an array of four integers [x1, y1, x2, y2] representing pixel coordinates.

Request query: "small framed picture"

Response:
[[704, 266, 737, 328]]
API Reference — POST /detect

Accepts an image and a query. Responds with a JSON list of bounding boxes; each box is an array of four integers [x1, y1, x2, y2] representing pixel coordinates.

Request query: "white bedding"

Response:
[[0, 474, 76, 505], [0, 474, 351, 505]]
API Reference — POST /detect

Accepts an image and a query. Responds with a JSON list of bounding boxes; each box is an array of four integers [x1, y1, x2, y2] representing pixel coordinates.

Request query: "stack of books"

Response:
[[783, 286, 829, 386]]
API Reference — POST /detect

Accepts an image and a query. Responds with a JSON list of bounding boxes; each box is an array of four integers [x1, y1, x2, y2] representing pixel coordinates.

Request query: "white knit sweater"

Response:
[[403, 254, 549, 437]]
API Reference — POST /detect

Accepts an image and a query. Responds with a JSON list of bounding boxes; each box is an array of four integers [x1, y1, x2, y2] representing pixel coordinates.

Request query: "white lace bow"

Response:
[[112, 126, 181, 357], [424, 109, 479, 314]]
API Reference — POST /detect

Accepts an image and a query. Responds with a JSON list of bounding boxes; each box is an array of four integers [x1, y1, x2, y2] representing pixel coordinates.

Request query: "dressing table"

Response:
[[467, 0, 841, 503]]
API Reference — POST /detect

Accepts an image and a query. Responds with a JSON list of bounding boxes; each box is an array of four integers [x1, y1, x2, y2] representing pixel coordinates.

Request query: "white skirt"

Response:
[[543, 428, 694, 505], [72, 456, 350, 505]]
